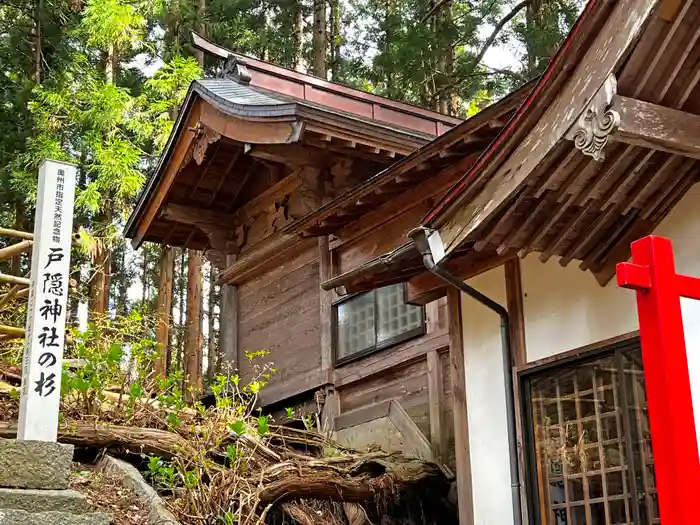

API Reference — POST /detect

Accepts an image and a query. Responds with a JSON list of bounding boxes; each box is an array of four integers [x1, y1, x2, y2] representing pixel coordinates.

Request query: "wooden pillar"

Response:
[[504, 258, 528, 523], [219, 254, 238, 370], [504, 258, 526, 366], [184, 250, 203, 401], [207, 265, 218, 381], [155, 246, 174, 378], [447, 287, 474, 525]]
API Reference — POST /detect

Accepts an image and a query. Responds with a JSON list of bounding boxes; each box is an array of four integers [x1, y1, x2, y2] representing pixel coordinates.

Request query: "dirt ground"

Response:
[[71, 462, 153, 525]]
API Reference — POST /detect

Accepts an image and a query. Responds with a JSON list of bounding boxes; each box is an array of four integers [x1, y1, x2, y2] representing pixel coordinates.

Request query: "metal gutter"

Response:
[[320, 242, 416, 292], [409, 226, 523, 525]]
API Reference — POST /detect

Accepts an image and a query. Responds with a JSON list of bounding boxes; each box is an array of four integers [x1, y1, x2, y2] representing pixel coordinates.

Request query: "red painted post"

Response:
[[617, 235, 700, 525]]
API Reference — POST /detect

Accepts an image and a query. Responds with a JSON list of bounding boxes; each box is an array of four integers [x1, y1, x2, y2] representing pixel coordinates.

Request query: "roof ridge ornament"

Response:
[[221, 54, 252, 85], [566, 74, 620, 162]]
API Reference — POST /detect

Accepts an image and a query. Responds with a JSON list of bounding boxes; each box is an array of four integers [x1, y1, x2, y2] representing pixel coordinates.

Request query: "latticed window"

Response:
[[524, 343, 660, 525], [334, 283, 424, 363]]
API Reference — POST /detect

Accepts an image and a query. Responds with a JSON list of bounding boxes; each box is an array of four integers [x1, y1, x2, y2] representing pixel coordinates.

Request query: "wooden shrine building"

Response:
[[125, 30, 526, 473], [128, 1, 700, 521], [286, 1, 700, 525]]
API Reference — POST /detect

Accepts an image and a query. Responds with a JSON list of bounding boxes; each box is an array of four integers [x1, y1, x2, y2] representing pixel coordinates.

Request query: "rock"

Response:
[[98, 455, 180, 525], [0, 439, 73, 490], [0, 488, 89, 513], [0, 510, 111, 525]]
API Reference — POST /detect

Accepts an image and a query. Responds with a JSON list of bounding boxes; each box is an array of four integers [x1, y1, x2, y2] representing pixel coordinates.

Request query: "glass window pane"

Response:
[[376, 284, 423, 344], [336, 291, 375, 360]]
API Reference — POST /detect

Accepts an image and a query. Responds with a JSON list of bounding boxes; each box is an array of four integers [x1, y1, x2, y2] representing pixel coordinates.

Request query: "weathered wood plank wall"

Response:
[[238, 243, 321, 382]]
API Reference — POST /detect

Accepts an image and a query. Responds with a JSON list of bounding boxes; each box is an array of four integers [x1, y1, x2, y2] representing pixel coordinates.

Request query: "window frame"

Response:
[[519, 335, 658, 525], [331, 283, 426, 367]]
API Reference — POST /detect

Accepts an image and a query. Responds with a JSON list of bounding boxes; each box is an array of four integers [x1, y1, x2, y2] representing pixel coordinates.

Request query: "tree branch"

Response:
[[464, 0, 530, 79]]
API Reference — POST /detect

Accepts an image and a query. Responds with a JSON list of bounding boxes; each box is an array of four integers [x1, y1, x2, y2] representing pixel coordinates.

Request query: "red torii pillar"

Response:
[[617, 235, 700, 525]]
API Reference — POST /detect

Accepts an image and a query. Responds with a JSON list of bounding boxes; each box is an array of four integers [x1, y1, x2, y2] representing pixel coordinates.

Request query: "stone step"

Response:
[[0, 488, 90, 513], [0, 509, 111, 525]]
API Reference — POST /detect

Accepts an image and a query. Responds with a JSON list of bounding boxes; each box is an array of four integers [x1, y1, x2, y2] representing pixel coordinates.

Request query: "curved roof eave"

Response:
[[421, 0, 604, 229]]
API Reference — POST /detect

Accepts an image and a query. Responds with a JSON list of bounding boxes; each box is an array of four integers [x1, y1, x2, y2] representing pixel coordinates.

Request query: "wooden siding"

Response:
[[238, 243, 321, 382], [332, 300, 455, 469]]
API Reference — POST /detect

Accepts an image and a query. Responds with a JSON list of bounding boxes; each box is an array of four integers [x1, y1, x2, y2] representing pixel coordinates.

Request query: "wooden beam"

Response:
[[388, 399, 436, 463], [436, 0, 657, 257], [447, 287, 474, 525], [504, 259, 526, 366], [155, 246, 174, 378], [611, 95, 700, 159], [426, 350, 445, 459], [200, 102, 303, 145], [184, 250, 203, 401], [0, 241, 32, 262], [406, 252, 515, 305], [335, 401, 391, 431], [133, 103, 201, 248], [334, 330, 449, 388], [330, 157, 469, 249], [218, 235, 313, 286], [161, 203, 237, 228], [245, 143, 330, 168]]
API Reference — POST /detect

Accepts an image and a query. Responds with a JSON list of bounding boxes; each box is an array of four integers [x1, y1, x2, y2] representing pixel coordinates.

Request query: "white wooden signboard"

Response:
[[17, 159, 76, 442]]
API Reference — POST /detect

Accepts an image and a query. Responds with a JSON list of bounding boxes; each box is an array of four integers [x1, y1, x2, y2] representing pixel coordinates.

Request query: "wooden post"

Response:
[[504, 258, 528, 523], [207, 265, 218, 381], [504, 259, 526, 366], [447, 287, 474, 525], [319, 237, 333, 370], [155, 246, 174, 378], [219, 254, 238, 370], [184, 250, 203, 401]]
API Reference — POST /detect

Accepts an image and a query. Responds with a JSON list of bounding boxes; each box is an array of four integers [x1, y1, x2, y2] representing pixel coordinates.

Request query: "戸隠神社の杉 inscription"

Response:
[[18, 159, 76, 442]]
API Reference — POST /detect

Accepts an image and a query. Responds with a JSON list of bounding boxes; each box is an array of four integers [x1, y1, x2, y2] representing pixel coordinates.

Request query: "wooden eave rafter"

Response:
[[283, 81, 533, 238], [128, 75, 440, 248], [425, 0, 700, 286]]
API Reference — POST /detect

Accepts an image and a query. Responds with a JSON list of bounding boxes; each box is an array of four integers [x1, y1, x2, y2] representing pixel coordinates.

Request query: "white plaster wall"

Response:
[[459, 184, 700, 523], [461, 265, 514, 525], [522, 183, 700, 363]]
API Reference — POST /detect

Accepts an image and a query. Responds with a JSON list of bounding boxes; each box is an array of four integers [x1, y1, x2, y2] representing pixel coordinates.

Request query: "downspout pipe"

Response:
[[409, 227, 522, 525]]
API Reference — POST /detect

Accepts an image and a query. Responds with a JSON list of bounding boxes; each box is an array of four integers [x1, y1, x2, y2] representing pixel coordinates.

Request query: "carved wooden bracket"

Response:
[[191, 122, 222, 165], [264, 196, 294, 236], [566, 75, 620, 162]]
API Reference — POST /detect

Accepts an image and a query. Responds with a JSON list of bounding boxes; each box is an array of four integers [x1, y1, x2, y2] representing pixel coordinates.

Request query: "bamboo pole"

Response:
[[0, 227, 33, 240], [0, 274, 30, 287], [0, 285, 23, 309], [0, 325, 24, 337], [3, 285, 76, 302], [0, 241, 32, 262], [0, 324, 73, 344]]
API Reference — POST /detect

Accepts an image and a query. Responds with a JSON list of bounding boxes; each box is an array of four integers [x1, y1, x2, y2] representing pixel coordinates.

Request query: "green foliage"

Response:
[[80, 0, 146, 50], [257, 415, 269, 436]]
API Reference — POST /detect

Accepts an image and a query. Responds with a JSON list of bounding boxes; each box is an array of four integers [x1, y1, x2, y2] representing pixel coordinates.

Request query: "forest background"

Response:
[[0, 0, 583, 385]]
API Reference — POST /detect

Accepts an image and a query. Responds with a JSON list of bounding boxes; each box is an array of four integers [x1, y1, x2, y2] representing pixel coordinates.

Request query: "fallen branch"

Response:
[[258, 459, 443, 504], [0, 421, 188, 459]]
